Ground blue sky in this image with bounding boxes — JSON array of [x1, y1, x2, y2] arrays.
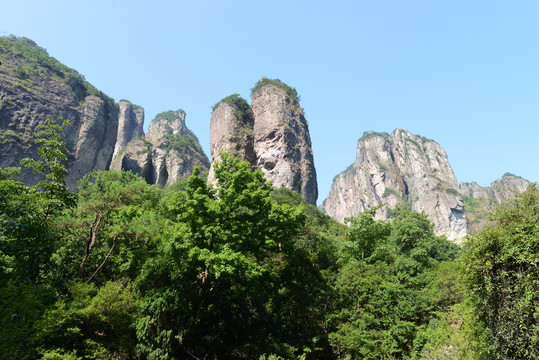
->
[[2, 1, 538, 205]]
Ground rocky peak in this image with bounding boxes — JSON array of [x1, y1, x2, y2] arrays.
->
[[208, 95, 256, 184], [112, 100, 144, 159], [250, 78, 318, 205], [111, 108, 209, 187], [146, 110, 187, 144], [207, 79, 318, 205], [322, 129, 467, 242], [459, 173, 537, 233]]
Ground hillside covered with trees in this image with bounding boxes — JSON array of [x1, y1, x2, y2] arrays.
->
[[1, 119, 538, 359]]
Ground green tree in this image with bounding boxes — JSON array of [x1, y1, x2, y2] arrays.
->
[[464, 184, 539, 359], [0, 118, 74, 359], [34, 281, 136, 360], [54, 170, 162, 286], [329, 206, 460, 359], [135, 155, 313, 359]]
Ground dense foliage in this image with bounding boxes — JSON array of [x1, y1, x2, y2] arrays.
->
[[1, 119, 538, 359], [464, 185, 539, 359]]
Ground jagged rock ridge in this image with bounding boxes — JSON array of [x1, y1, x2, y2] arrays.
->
[[322, 129, 467, 242], [208, 78, 318, 205], [459, 174, 538, 233], [111, 110, 209, 186], [0, 36, 209, 189]]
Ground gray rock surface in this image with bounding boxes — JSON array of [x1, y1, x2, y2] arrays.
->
[[0, 36, 118, 190], [110, 138, 154, 183], [208, 99, 256, 184], [112, 100, 144, 159], [322, 129, 467, 242], [459, 174, 537, 233], [67, 96, 118, 188], [251, 83, 318, 205], [112, 110, 209, 186]]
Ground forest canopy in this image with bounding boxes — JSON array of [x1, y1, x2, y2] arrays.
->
[[1, 119, 538, 359]]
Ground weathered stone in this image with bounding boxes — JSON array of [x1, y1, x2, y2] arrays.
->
[[112, 100, 144, 159], [459, 174, 538, 233], [322, 129, 467, 243], [67, 96, 118, 188], [114, 110, 209, 186], [110, 138, 154, 183], [208, 98, 256, 184], [0, 37, 118, 190], [146, 110, 186, 145], [251, 83, 318, 204]]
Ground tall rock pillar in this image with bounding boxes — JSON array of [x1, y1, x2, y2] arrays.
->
[[251, 80, 318, 205]]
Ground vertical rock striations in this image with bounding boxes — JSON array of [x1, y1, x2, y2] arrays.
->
[[111, 109, 209, 186], [67, 96, 118, 186], [0, 36, 210, 189], [0, 36, 118, 190], [112, 100, 144, 159], [208, 79, 318, 205], [250, 79, 318, 205], [208, 95, 256, 184], [322, 129, 467, 242]]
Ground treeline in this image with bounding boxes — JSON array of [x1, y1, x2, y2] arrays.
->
[[1, 120, 538, 359]]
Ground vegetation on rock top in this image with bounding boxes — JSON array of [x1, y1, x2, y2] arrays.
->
[[251, 77, 299, 99], [162, 129, 210, 168], [212, 93, 254, 128], [359, 130, 391, 142], [0, 35, 114, 108], [153, 109, 184, 123]]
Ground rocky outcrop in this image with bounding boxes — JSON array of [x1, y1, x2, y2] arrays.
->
[[208, 95, 256, 184], [251, 81, 318, 205], [67, 96, 118, 186], [322, 130, 467, 242], [112, 100, 144, 159], [0, 36, 118, 190], [111, 110, 209, 186], [1, 36, 209, 189], [208, 80, 318, 205], [459, 174, 537, 233]]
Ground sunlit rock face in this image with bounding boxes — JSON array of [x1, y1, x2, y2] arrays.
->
[[322, 129, 467, 243], [112, 100, 144, 159], [208, 82, 318, 205], [251, 84, 318, 205], [111, 109, 209, 186], [0, 37, 128, 190], [207, 100, 256, 184], [459, 174, 538, 233]]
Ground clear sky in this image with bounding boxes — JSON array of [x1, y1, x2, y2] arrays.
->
[[2, 0, 538, 205]]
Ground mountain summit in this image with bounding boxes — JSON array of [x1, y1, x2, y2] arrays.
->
[[322, 129, 467, 242]]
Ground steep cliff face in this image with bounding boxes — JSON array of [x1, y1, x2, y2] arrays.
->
[[0, 36, 118, 190], [67, 96, 118, 186], [111, 110, 209, 186], [112, 100, 144, 159], [322, 130, 467, 242], [208, 95, 256, 184], [208, 79, 318, 204], [250, 79, 318, 205], [459, 174, 537, 233]]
